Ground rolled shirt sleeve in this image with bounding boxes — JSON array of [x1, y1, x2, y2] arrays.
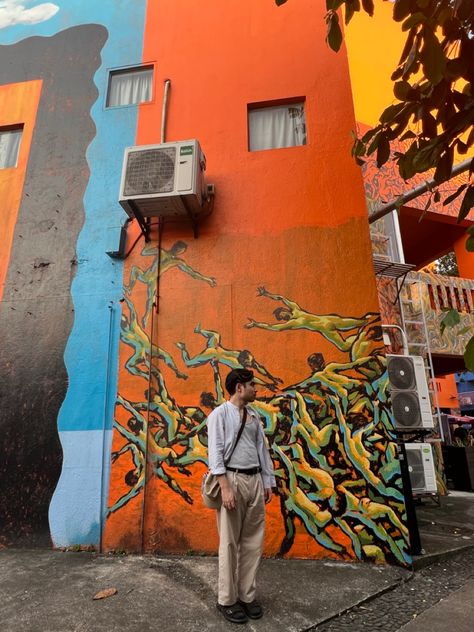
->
[[257, 422, 276, 489], [207, 407, 227, 476]]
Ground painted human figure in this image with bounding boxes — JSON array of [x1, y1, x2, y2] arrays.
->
[[207, 369, 275, 624], [125, 241, 217, 327], [176, 322, 282, 390], [246, 286, 369, 352]]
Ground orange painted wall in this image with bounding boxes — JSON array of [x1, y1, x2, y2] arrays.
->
[[454, 234, 474, 280], [436, 374, 459, 410], [104, 0, 409, 564], [0, 80, 42, 301]]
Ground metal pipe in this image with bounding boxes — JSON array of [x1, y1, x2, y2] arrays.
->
[[369, 158, 472, 225], [140, 219, 164, 551], [99, 300, 116, 552], [160, 79, 171, 143], [382, 323, 409, 355]]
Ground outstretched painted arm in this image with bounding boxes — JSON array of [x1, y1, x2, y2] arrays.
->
[[177, 261, 216, 287]]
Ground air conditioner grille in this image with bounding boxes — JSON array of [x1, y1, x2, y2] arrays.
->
[[392, 391, 422, 427], [388, 356, 416, 390], [406, 450, 426, 490], [124, 148, 176, 196]]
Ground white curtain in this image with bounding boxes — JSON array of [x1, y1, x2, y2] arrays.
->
[[107, 67, 153, 107], [249, 103, 307, 151], [0, 128, 22, 168]]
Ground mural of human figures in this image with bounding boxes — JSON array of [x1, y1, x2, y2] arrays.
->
[[105, 241, 410, 566]]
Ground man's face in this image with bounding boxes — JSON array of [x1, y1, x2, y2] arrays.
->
[[239, 380, 257, 403]]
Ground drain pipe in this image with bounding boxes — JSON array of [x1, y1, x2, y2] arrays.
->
[[369, 158, 472, 225], [161, 79, 171, 143]]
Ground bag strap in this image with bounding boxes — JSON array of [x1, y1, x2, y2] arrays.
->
[[224, 407, 247, 466]]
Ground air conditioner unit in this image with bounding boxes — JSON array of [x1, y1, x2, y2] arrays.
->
[[119, 139, 207, 219], [405, 442, 437, 493], [387, 354, 434, 430]]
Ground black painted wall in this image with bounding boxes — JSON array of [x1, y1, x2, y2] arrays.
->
[[0, 25, 107, 546]]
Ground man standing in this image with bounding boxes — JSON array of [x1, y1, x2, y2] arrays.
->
[[207, 368, 276, 624]]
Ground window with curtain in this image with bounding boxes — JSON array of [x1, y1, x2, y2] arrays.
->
[[106, 65, 154, 108], [0, 126, 23, 169], [248, 102, 307, 151]]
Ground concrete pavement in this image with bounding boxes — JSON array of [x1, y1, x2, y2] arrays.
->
[[400, 579, 474, 632], [0, 549, 408, 632]]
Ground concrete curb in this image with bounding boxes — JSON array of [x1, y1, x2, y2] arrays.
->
[[412, 541, 474, 570], [301, 572, 415, 631]]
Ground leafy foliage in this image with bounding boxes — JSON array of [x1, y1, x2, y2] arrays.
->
[[276, 0, 474, 221], [434, 251, 459, 276], [276, 0, 474, 371]]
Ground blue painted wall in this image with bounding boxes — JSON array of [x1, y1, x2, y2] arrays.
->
[[0, 0, 148, 546]]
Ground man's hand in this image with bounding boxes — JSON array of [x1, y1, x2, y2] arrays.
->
[[219, 475, 236, 510], [264, 488, 272, 504]]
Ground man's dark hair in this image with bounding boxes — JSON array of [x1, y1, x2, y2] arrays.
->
[[225, 368, 254, 395]]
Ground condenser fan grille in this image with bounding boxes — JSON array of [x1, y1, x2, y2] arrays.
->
[[406, 450, 426, 489], [392, 391, 422, 427], [388, 356, 416, 390], [124, 148, 176, 196]]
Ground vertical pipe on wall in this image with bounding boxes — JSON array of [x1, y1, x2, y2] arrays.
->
[[160, 79, 171, 144], [140, 219, 164, 552], [99, 300, 116, 552]]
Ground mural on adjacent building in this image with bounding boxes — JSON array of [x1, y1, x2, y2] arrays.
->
[[0, 25, 107, 547], [106, 239, 410, 565]]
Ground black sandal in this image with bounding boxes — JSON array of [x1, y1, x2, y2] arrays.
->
[[217, 602, 248, 624]]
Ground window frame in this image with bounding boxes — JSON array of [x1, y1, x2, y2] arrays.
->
[[105, 62, 156, 110], [0, 124, 24, 170], [247, 97, 308, 152]]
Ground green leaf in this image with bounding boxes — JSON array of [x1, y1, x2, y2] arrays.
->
[[398, 28, 416, 66], [402, 12, 426, 31], [434, 147, 453, 184], [367, 131, 382, 155], [393, 0, 411, 22], [361, 0, 374, 17], [361, 127, 378, 144], [467, 226, 474, 252], [326, 13, 343, 52], [458, 185, 474, 222], [443, 183, 467, 206], [421, 31, 447, 85], [464, 336, 474, 372], [379, 102, 405, 124], [440, 308, 461, 335], [422, 112, 438, 137], [394, 81, 412, 100], [400, 130, 417, 141], [458, 327, 473, 337], [377, 134, 390, 167]]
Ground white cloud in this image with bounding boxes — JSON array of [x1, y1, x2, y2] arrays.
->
[[0, 1, 59, 29]]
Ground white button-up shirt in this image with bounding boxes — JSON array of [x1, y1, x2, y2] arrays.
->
[[207, 401, 276, 489]]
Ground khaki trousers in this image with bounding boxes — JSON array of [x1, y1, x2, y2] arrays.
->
[[216, 471, 265, 606]]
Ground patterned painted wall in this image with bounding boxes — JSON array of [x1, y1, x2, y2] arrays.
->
[[0, 0, 411, 563], [103, 227, 410, 564]]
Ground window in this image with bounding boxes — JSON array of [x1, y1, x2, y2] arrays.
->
[[106, 65, 153, 108], [0, 126, 23, 169], [248, 101, 307, 151]]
